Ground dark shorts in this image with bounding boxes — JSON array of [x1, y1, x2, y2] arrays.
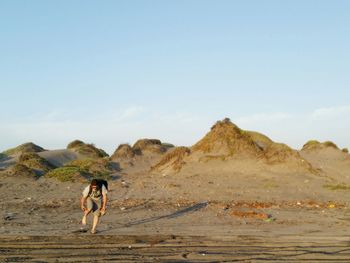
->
[[87, 197, 102, 216]]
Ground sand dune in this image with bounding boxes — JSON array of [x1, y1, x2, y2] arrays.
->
[[1, 119, 350, 261]]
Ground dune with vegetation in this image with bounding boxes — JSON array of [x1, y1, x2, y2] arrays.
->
[[1, 118, 350, 261]]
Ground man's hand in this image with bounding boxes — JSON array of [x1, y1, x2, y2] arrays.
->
[[81, 206, 87, 212], [100, 207, 106, 216]]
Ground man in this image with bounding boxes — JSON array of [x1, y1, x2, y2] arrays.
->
[[81, 179, 108, 234]]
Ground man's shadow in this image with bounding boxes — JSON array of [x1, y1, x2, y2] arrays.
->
[[124, 201, 208, 227]]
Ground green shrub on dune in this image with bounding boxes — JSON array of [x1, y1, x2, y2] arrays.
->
[[46, 166, 89, 182], [0, 153, 7, 160], [65, 158, 112, 180]]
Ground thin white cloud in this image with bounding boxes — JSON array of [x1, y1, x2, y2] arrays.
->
[[1, 105, 349, 154], [233, 105, 350, 149], [117, 106, 145, 121], [311, 105, 350, 120], [0, 107, 209, 154], [236, 112, 292, 125]]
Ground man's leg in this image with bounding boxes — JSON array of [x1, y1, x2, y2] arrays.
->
[[82, 198, 93, 225], [91, 214, 100, 234], [82, 210, 91, 225]]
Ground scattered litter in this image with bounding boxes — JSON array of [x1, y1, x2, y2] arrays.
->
[[230, 210, 270, 220], [72, 228, 88, 233], [4, 213, 16, 221]]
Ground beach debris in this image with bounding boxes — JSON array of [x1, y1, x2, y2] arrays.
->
[[264, 217, 276, 223], [72, 228, 88, 233], [4, 213, 16, 221], [121, 180, 129, 188], [230, 210, 271, 220]]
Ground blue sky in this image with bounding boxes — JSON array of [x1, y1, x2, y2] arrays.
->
[[1, 1, 349, 153]]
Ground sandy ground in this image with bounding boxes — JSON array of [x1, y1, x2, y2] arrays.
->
[[1, 174, 350, 262]]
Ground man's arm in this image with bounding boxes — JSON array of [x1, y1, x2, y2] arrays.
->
[[101, 193, 107, 213], [81, 196, 87, 211]]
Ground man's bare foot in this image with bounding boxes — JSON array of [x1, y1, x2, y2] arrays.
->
[[91, 228, 96, 234], [82, 215, 87, 225]]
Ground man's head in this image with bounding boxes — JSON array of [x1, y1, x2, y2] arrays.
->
[[90, 179, 99, 190]]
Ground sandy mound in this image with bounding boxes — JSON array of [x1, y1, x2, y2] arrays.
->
[[302, 140, 339, 151], [5, 163, 38, 178], [300, 140, 349, 163], [67, 140, 108, 158], [1, 151, 56, 177], [300, 140, 350, 183], [192, 118, 263, 157], [245, 131, 273, 150], [111, 144, 135, 159], [18, 152, 56, 175], [2, 142, 45, 156], [151, 147, 191, 173], [264, 143, 305, 164], [152, 118, 314, 174], [110, 139, 174, 173], [38, 149, 81, 167], [133, 139, 168, 154]]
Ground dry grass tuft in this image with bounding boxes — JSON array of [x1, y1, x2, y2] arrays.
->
[[342, 148, 349, 153], [67, 140, 108, 158], [151, 147, 191, 172], [302, 140, 339, 151], [67, 140, 85, 149], [324, 184, 350, 191], [111, 139, 171, 161], [244, 131, 273, 150], [192, 118, 262, 156], [132, 139, 167, 154], [323, 141, 339, 149], [6, 163, 38, 178], [111, 144, 135, 159], [263, 143, 300, 164]]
